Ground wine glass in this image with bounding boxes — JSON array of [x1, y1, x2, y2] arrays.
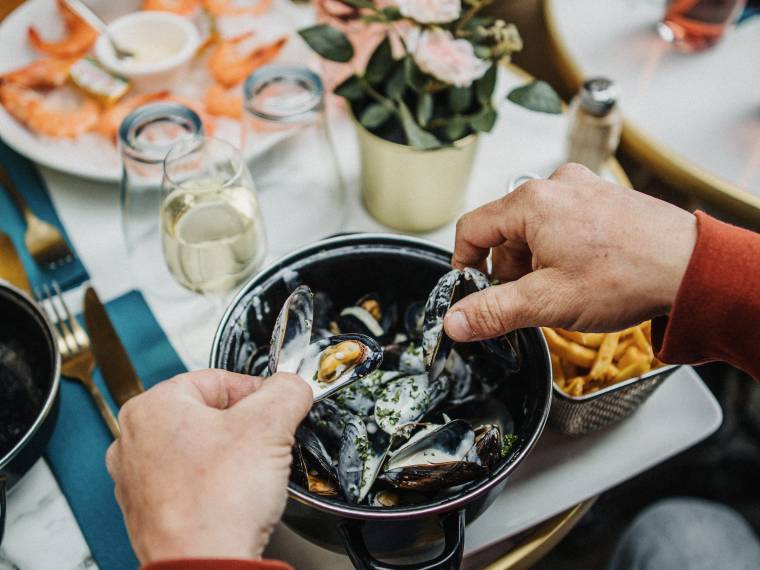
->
[[160, 135, 267, 295]]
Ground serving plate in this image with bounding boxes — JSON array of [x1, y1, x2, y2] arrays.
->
[[0, 0, 314, 182]]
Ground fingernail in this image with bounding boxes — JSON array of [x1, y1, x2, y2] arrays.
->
[[445, 310, 472, 341]]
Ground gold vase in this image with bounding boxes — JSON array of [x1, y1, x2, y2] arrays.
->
[[354, 119, 479, 233]]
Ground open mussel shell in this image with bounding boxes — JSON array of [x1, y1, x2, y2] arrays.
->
[[374, 373, 450, 435], [422, 268, 522, 381], [338, 414, 391, 503], [268, 285, 315, 375], [297, 334, 383, 401], [339, 293, 396, 342], [333, 369, 402, 417], [381, 343, 425, 375], [380, 419, 487, 492], [422, 270, 462, 380], [293, 426, 339, 497], [243, 344, 271, 376], [403, 301, 426, 340]]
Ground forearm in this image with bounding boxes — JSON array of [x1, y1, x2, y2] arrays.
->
[[652, 212, 760, 379]]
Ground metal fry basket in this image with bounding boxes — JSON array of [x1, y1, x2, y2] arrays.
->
[[549, 365, 679, 435]]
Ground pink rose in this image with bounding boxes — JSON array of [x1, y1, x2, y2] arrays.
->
[[412, 28, 490, 88], [394, 0, 461, 24]]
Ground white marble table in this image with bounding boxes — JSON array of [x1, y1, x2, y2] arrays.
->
[[544, 0, 760, 219], [1, 66, 722, 568]]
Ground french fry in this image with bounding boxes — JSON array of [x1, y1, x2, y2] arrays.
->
[[613, 337, 635, 359], [613, 358, 650, 382], [632, 326, 654, 361], [561, 357, 578, 380], [556, 329, 605, 348], [589, 332, 620, 380], [550, 353, 565, 387], [565, 376, 585, 397], [618, 346, 643, 370], [542, 328, 597, 368]]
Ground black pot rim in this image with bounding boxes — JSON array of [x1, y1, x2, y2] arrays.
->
[[0, 282, 61, 472], [211, 233, 553, 521]]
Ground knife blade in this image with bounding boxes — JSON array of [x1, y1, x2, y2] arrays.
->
[[0, 231, 30, 293], [84, 286, 144, 407]]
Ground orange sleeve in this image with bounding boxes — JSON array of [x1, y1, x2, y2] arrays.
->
[[142, 560, 293, 570], [651, 211, 760, 380]]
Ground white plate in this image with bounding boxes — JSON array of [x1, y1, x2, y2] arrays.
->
[[0, 0, 314, 183], [262, 366, 722, 568]]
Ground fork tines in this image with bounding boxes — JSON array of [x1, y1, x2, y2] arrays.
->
[[35, 281, 88, 356]]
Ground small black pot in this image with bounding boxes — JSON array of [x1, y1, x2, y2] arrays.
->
[[0, 282, 60, 544], [211, 234, 552, 570]]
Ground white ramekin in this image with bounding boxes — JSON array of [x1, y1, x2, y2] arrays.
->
[[94, 11, 199, 92]]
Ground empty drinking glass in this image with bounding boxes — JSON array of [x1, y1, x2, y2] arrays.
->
[[243, 66, 346, 255]]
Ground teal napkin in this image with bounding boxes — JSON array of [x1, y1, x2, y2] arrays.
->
[[45, 289, 187, 569], [0, 139, 88, 292]]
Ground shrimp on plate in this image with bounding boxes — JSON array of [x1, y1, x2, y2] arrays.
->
[[0, 57, 78, 89], [208, 32, 287, 87], [142, 0, 202, 16], [204, 82, 242, 118], [0, 82, 99, 138], [204, 0, 273, 17], [95, 91, 171, 141], [27, 0, 97, 58]]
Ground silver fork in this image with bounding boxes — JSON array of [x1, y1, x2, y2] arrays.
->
[[35, 282, 121, 439]]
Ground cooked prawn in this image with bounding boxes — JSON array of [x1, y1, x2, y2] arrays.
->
[[208, 33, 287, 87], [204, 0, 272, 17], [27, 0, 97, 58], [0, 83, 98, 138], [0, 57, 78, 89], [204, 82, 242, 118], [142, 0, 202, 15], [95, 91, 171, 141]]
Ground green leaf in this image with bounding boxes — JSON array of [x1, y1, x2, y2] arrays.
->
[[475, 64, 497, 104], [463, 16, 495, 31], [381, 6, 401, 20], [396, 99, 442, 150], [507, 80, 563, 114], [404, 56, 426, 93], [470, 108, 497, 132], [298, 24, 354, 63], [416, 92, 433, 126], [360, 103, 393, 129], [445, 116, 469, 141], [334, 74, 364, 100], [338, 0, 375, 8], [385, 64, 406, 100], [365, 37, 393, 84], [448, 87, 472, 113]]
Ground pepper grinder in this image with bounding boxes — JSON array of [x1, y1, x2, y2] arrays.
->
[[566, 77, 622, 174]]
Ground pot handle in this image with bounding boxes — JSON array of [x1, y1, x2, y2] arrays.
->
[[338, 509, 465, 570], [0, 475, 6, 545]]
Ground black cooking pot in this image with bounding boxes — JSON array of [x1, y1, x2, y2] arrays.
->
[[0, 282, 60, 544], [211, 234, 552, 569]]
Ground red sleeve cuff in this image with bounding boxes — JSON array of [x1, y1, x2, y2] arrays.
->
[[142, 559, 293, 570], [652, 211, 760, 379]]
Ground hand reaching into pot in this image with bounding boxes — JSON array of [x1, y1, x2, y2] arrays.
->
[[443, 163, 698, 341], [106, 369, 311, 565]]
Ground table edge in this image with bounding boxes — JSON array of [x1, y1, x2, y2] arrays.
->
[[542, 0, 760, 224]]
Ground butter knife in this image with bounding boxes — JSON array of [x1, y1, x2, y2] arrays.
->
[[83, 286, 144, 407], [0, 231, 30, 293]]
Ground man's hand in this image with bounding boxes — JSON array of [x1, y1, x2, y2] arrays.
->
[[444, 163, 697, 341], [106, 369, 312, 563]]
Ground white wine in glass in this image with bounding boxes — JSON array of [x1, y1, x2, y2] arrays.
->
[[161, 137, 267, 295]]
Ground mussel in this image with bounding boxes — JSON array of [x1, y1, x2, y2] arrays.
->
[[380, 419, 490, 491], [268, 286, 383, 401], [338, 293, 396, 342], [422, 268, 521, 380], [374, 373, 449, 435], [338, 413, 391, 502], [293, 426, 339, 497]]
